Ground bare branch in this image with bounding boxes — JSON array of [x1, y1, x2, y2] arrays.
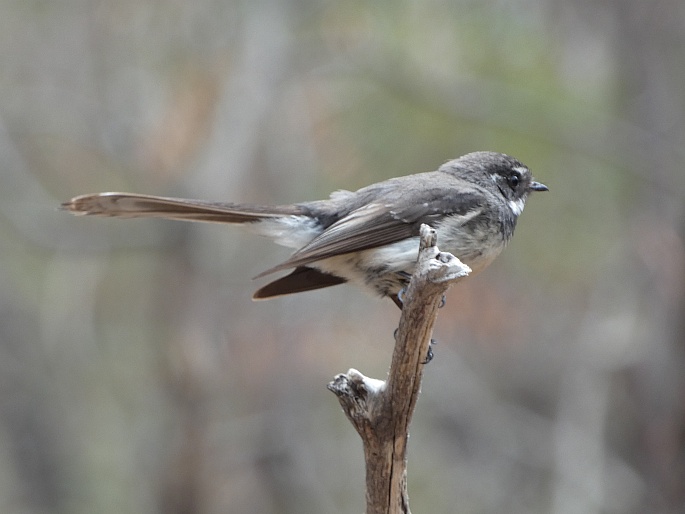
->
[[328, 224, 470, 514]]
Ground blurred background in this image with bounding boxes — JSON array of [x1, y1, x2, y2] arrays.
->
[[2, 0, 684, 512]]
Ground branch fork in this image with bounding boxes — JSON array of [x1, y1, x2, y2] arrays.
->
[[328, 224, 470, 514]]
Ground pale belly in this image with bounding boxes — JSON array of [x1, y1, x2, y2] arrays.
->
[[310, 233, 505, 298]]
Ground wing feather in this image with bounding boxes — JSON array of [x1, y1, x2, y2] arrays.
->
[[256, 189, 484, 277]]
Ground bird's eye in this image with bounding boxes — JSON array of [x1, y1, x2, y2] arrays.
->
[[508, 174, 520, 188]]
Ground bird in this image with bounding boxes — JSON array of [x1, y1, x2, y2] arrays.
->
[[63, 151, 548, 308]]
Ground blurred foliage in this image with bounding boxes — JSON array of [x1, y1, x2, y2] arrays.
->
[[1, 0, 684, 513]]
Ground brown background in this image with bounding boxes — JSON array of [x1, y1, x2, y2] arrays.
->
[[1, 0, 684, 512]]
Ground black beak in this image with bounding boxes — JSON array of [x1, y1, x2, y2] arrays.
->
[[529, 181, 549, 192]]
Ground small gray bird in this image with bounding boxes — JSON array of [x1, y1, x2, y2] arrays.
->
[[63, 151, 547, 307]]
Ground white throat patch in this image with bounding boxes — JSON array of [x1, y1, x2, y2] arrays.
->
[[508, 198, 525, 216]]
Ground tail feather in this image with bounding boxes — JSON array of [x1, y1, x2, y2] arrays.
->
[[62, 192, 304, 224]]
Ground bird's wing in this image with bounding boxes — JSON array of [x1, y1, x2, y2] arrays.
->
[[253, 266, 347, 299], [256, 188, 484, 277]]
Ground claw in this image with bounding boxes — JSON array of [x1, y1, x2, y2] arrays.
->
[[421, 339, 438, 364]]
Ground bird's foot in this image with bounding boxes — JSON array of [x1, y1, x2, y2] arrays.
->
[[421, 339, 438, 364]]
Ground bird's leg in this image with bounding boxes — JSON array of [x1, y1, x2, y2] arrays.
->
[[389, 271, 413, 309], [438, 295, 446, 308], [397, 287, 407, 305]]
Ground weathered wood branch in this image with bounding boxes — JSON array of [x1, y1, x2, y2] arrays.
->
[[328, 224, 471, 514]]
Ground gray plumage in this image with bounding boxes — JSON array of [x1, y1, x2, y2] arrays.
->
[[63, 151, 548, 307]]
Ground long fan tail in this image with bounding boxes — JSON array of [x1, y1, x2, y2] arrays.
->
[[62, 192, 304, 224]]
